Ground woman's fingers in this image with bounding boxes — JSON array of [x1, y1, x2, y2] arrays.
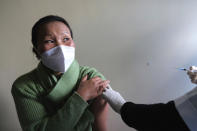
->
[[91, 76, 101, 81], [81, 75, 88, 82], [91, 79, 110, 95], [187, 69, 197, 84], [97, 86, 104, 95], [97, 80, 110, 94], [86, 76, 111, 96], [98, 80, 110, 87]]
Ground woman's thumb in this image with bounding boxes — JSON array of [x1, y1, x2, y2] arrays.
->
[[82, 75, 88, 81]]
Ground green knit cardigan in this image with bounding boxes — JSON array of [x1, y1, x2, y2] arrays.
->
[[12, 60, 105, 131]]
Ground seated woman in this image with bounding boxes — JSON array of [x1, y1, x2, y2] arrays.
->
[[11, 15, 110, 131], [103, 67, 197, 131]]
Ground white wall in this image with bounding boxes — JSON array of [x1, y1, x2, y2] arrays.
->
[[1, 0, 197, 130]]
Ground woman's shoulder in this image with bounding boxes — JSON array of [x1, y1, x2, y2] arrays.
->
[[11, 69, 37, 95], [79, 65, 96, 71], [79, 65, 105, 80], [79, 65, 99, 75]]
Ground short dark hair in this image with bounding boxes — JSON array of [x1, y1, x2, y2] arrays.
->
[[31, 15, 73, 59]]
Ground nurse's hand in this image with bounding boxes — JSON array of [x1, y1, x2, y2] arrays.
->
[[187, 66, 197, 84], [77, 75, 110, 101]]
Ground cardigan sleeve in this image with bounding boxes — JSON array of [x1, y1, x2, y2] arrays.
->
[[79, 66, 106, 80], [12, 82, 90, 131], [120, 101, 189, 131]]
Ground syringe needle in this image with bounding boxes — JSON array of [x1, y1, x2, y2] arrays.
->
[[177, 68, 189, 71]]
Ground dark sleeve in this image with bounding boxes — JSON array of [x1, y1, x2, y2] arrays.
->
[[120, 101, 189, 131]]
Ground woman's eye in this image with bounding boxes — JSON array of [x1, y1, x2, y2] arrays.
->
[[63, 38, 70, 42], [44, 40, 54, 43]]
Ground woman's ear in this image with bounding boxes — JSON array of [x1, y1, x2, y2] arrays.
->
[[32, 47, 41, 59]]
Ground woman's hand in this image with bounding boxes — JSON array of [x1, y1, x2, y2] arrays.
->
[[187, 66, 197, 84], [77, 75, 110, 101]]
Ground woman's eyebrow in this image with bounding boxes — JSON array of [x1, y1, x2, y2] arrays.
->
[[61, 32, 71, 38], [61, 32, 70, 36], [44, 33, 54, 37], [43, 32, 70, 37]]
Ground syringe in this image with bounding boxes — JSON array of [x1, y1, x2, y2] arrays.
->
[[177, 68, 189, 72], [177, 66, 197, 72]]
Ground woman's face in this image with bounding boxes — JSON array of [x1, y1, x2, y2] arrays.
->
[[37, 21, 75, 54]]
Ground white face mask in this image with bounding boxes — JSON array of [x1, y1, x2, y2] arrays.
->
[[41, 45, 75, 73]]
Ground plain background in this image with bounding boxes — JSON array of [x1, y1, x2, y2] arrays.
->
[[1, 0, 197, 131]]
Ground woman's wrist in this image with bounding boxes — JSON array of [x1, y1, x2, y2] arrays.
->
[[76, 90, 89, 101]]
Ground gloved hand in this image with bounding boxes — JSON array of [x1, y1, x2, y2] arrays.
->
[[102, 85, 126, 114], [187, 66, 197, 84]]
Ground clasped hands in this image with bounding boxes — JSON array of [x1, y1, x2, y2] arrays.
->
[[77, 75, 110, 101]]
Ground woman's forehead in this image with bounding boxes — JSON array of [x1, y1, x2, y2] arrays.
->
[[38, 21, 71, 36]]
